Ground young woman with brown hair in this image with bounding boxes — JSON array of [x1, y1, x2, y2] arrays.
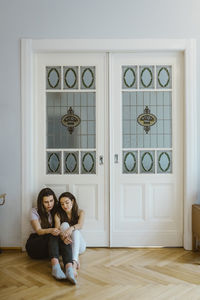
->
[[55, 192, 86, 277], [26, 188, 76, 284]]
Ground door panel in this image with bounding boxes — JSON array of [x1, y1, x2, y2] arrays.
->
[[35, 53, 109, 246], [110, 52, 183, 246], [35, 51, 183, 247]]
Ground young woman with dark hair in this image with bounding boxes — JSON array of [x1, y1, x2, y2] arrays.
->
[[26, 188, 76, 284], [55, 192, 86, 277]]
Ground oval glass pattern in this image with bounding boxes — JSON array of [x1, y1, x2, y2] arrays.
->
[[141, 67, 153, 88], [141, 152, 153, 172], [158, 67, 170, 88], [82, 68, 94, 88], [158, 152, 170, 172], [124, 68, 136, 88], [65, 153, 77, 172], [65, 68, 77, 88], [82, 152, 94, 173], [48, 153, 60, 173], [48, 68, 60, 88], [124, 152, 136, 172]]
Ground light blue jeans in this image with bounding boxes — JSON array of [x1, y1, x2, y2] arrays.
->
[[60, 222, 86, 263]]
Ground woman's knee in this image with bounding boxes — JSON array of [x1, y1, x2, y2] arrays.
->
[[72, 229, 79, 235], [60, 222, 70, 232]]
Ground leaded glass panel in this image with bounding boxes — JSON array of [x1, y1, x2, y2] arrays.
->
[[122, 66, 137, 89], [46, 64, 96, 176], [121, 64, 173, 175], [63, 66, 78, 89], [64, 151, 79, 174], [139, 66, 154, 89], [122, 91, 172, 148], [157, 150, 172, 173], [156, 66, 172, 89], [140, 151, 155, 173], [81, 66, 95, 89], [46, 92, 96, 149], [81, 151, 96, 174], [123, 151, 138, 173], [46, 67, 61, 89], [47, 151, 61, 174]]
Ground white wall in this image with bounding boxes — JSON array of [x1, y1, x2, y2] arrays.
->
[[0, 0, 200, 247]]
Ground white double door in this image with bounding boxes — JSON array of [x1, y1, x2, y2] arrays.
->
[[35, 52, 183, 247]]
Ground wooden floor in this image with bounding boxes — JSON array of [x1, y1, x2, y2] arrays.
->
[[1, 248, 200, 300]]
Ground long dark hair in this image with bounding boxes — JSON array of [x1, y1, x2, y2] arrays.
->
[[57, 192, 79, 226], [37, 188, 58, 228]]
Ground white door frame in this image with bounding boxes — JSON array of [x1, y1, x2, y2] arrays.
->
[[21, 39, 197, 250]]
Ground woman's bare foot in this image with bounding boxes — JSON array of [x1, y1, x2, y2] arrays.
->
[[72, 264, 78, 277], [72, 260, 80, 277], [73, 260, 80, 269]]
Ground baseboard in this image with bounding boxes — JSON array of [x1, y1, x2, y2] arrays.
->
[[0, 247, 22, 251]]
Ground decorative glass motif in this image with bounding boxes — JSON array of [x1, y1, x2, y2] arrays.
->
[[140, 151, 155, 173], [81, 151, 96, 174], [61, 106, 81, 134], [137, 105, 157, 134], [139, 66, 154, 89], [64, 151, 79, 174], [46, 67, 61, 89], [47, 92, 96, 149], [156, 66, 172, 89], [157, 151, 172, 173], [81, 66, 95, 89], [122, 91, 172, 148], [122, 66, 137, 89], [121, 64, 173, 176], [123, 151, 138, 173], [63, 66, 78, 89], [47, 152, 61, 174]]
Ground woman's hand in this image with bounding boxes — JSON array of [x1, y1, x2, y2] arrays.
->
[[63, 236, 72, 245], [50, 228, 60, 236], [60, 231, 65, 240], [61, 227, 73, 239], [60, 227, 73, 244], [65, 227, 74, 236]]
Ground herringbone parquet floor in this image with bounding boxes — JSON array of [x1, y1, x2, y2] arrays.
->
[[1, 248, 200, 300]]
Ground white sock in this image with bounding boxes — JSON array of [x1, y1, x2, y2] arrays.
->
[[52, 263, 66, 280], [66, 266, 77, 285]]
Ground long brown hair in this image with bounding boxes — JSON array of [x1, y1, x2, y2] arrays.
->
[[57, 192, 79, 226], [37, 188, 58, 228]]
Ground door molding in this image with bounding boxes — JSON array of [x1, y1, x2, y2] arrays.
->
[[21, 39, 197, 250]]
